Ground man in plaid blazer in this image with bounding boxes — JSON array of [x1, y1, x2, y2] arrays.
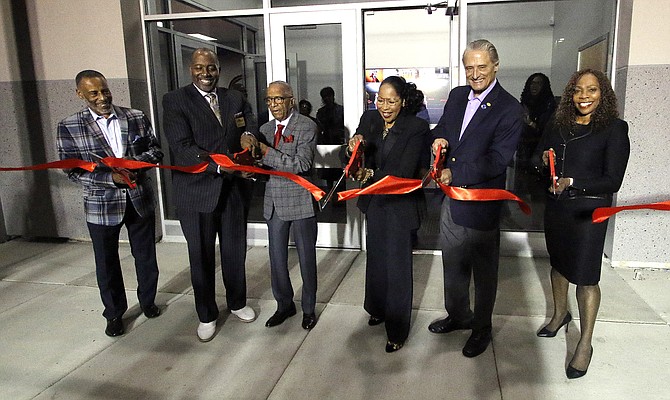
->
[[241, 81, 319, 330], [56, 70, 163, 337]]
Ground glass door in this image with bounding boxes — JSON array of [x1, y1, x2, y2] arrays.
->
[[256, 9, 362, 249], [363, 6, 458, 250]]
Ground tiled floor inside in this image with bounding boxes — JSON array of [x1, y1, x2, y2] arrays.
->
[[1, 238, 669, 399]]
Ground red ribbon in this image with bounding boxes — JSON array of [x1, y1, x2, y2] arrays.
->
[[548, 150, 558, 190], [209, 154, 325, 201], [592, 200, 670, 223], [345, 140, 363, 179], [0, 159, 96, 172], [336, 174, 530, 214], [432, 144, 530, 214], [100, 157, 209, 174], [336, 143, 530, 213], [337, 175, 422, 201], [436, 182, 531, 214]]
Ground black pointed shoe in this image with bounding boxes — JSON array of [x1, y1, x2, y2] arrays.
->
[[537, 312, 571, 337], [566, 346, 593, 379]]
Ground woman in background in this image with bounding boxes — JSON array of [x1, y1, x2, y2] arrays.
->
[[535, 69, 630, 379]]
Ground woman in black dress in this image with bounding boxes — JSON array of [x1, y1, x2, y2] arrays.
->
[[534, 69, 630, 378], [345, 76, 429, 352]]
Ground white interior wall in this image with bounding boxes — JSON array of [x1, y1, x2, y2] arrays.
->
[[363, 9, 450, 68], [285, 24, 343, 115], [551, 0, 616, 91], [467, 1, 555, 101]]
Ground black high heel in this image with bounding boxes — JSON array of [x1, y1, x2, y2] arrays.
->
[[566, 346, 593, 379], [368, 316, 384, 326], [537, 312, 572, 337]]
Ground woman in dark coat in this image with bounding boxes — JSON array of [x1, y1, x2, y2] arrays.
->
[[345, 76, 429, 352], [534, 69, 630, 379]]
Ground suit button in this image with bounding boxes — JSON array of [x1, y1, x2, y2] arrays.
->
[[451, 157, 456, 162]]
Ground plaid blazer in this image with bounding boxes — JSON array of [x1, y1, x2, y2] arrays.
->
[[56, 105, 163, 226], [259, 112, 318, 221]]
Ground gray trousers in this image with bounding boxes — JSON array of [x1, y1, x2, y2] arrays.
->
[[440, 198, 500, 331], [267, 211, 318, 314]]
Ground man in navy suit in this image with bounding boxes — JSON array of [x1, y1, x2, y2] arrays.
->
[[428, 40, 523, 357], [241, 81, 319, 330], [163, 48, 258, 342], [57, 70, 163, 337]]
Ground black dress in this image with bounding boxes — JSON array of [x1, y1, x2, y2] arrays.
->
[[537, 118, 630, 285]]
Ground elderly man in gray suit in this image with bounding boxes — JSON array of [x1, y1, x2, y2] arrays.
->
[[241, 81, 319, 330]]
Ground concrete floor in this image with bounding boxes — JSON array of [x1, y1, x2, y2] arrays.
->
[[1, 238, 669, 400]]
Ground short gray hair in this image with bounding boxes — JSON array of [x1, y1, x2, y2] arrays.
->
[[268, 80, 294, 97], [463, 39, 499, 65]]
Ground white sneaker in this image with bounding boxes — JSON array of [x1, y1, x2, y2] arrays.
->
[[197, 321, 216, 342], [231, 306, 256, 322]]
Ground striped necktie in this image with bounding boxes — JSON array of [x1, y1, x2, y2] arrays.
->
[[206, 92, 222, 125]]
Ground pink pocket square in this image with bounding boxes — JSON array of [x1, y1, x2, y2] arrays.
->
[[283, 134, 294, 143]]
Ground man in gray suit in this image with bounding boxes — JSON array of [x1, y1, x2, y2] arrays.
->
[[241, 81, 319, 330]]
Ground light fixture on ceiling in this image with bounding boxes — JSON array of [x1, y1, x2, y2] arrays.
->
[[188, 33, 217, 41]]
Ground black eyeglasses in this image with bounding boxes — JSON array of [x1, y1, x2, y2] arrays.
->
[[265, 96, 292, 105]]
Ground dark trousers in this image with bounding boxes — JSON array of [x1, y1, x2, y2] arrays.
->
[[267, 210, 317, 314], [440, 198, 500, 331], [87, 201, 159, 321], [179, 183, 247, 323], [364, 204, 413, 343]]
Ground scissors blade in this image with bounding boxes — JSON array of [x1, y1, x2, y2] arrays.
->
[[319, 170, 346, 210], [88, 152, 104, 161], [420, 168, 433, 187]]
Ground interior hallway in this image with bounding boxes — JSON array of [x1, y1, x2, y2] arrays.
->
[[1, 238, 669, 400]]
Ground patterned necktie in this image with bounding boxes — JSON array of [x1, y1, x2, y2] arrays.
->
[[206, 93, 222, 125], [274, 124, 285, 147]]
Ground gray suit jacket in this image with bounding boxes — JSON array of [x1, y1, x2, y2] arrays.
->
[[259, 112, 318, 221]]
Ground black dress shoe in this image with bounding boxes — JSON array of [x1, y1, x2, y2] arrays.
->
[[265, 304, 297, 327], [428, 316, 472, 334], [302, 313, 317, 330], [385, 341, 404, 353], [462, 329, 492, 358], [105, 317, 124, 337], [142, 304, 161, 319], [368, 316, 384, 326], [537, 312, 571, 338]]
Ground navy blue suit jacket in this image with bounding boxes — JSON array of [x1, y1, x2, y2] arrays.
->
[[432, 82, 523, 230]]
